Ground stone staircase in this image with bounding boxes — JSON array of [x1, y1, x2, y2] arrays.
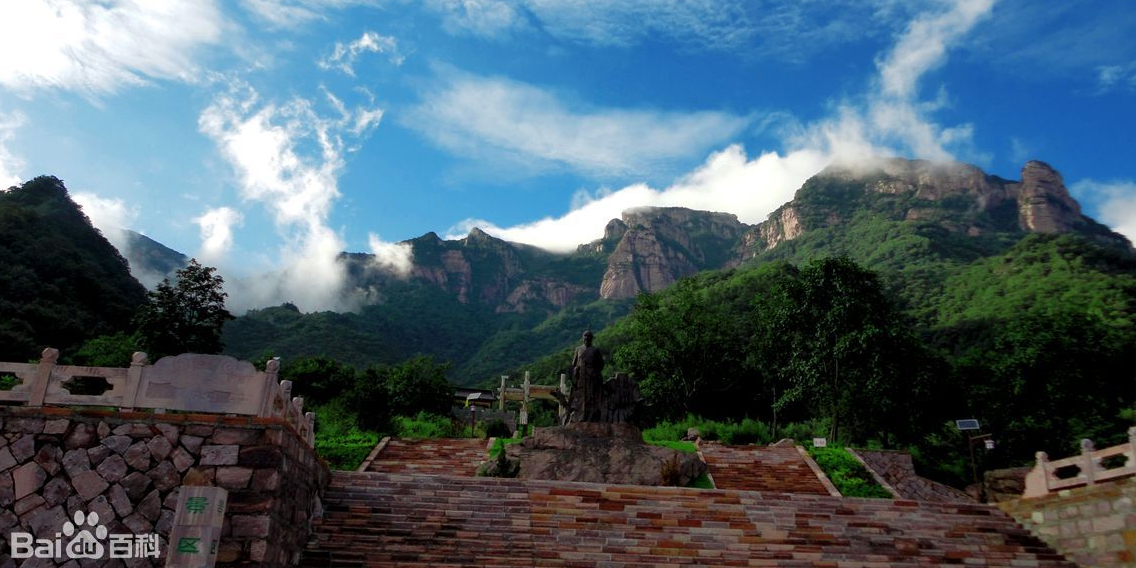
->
[[363, 437, 490, 476], [698, 442, 833, 495], [301, 470, 1075, 567]]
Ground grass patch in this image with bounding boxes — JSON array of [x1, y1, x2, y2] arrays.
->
[[488, 437, 523, 458], [647, 440, 697, 453], [315, 430, 379, 470], [807, 446, 892, 498], [0, 374, 18, 391], [690, 472, 714, 489], [395, 411, 463, 438], [642, 415, 828, 446]]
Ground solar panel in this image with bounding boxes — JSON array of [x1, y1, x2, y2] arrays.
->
[[955, 419, 980, 431]]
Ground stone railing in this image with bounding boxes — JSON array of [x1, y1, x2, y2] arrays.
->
[[1023, 426, 1136, 498], [0, 349, 314, 447]]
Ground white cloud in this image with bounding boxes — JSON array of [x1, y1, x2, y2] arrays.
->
[[1009, 137, 1033, 164], [877, 0, 995, 98], [239, 0, 375, 28], [424, 0, 526, 38], [199, 81, 394, 312], [421, 0, 925, 56], [73, 190, 182, 288], [72, 191, 139, 249], [406, 70, 752, 179], [448, 144, 826, 252], [0, 0, 227, 95], [449, 0, 995, 252], [194, 207, 244, 262], [794, 0, 994, 164], [1096, 64, 1136, 93], [0, 109, 24, 188], [319, 31, 403, 76], [367, 233, 414, 276], [1071, 179, 1136, 243]]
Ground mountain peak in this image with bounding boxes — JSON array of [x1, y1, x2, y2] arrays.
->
[[738, 157, 1129, 259], [1014, 159, 1083, 234]]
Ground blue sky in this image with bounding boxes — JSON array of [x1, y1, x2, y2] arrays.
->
[[1, 0, 1134, 311]]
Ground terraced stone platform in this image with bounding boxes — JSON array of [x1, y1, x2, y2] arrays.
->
[[301, 470, 1075, 568], [698, 442, 833, 495], [363, 437, 491, 476]]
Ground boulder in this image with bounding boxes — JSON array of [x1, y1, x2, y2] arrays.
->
[[506, 423, 706, 487], [984, 466, 1030, 503]]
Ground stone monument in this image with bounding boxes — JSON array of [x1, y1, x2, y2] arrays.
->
[[484, 331, 705, 487]]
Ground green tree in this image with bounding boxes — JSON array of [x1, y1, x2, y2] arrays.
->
[[383, 355, 454, 417], [614, 275, 756, 420], [761, 257, 931, 444], [953, 311, 1136, 463], [281, 356, 359, 406], [134, 259, 234, 359], [69, 332, 141, 367]]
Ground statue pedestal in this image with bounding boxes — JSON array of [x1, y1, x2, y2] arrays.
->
[[502, 423, 706, 487]]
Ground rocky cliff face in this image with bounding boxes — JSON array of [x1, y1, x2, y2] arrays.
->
[[1011, 160, 1083, 233], [736, 158, 1129, 260], [596, 207, 748, 299]]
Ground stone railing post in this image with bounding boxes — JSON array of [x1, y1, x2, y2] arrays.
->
[[27, 347, 59, 406], [1023, 451, 1050, 498], [520, 372, 531, 433], [558, 373, 568, 423], [305, 411, 316, 446], [121, 351, 148, 411], [499, 375, 507, 411], [1081, 439, 1096, 486], [1127, 427, 1136, 469], [259, 358, 282, 417]]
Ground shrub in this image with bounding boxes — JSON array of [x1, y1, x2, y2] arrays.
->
[[807, 446, 892, 498], [488, 437, 523, 458], [483, 419, 512, 439], [316, 430, 379, 470], [642, 415, 779, 445], [395, 411, 458, 438], [777, 419, 830, 445]]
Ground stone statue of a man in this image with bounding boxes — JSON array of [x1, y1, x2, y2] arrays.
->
[[568, 330, 604, 423]]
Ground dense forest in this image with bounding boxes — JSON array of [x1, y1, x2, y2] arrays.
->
[[519, 235, 1136, 484], [0, 176, 147, 361]]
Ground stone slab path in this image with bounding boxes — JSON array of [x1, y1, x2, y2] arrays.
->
[[697, 441, 833, 495], [363, 437, 490, 476]]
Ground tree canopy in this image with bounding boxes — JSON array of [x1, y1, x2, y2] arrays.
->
[[134, 259, 234, 359]]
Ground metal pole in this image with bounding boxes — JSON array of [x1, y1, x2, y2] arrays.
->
[[969, 435, 979, 500], [968, 433, 992, 502]]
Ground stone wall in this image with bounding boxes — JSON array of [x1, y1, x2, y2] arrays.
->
[[999, 476, 1136, 567], [850, 448, 974, 503], [0, 406, 329, 567]]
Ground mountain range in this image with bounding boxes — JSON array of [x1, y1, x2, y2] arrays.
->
[[2, 158, 1131, 384], [223, 158, 1132, 384]]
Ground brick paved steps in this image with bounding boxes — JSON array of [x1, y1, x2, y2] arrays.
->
[[364, 437, 490, 476], [300, 470, 1075, 568], [698, 442, 832, 495]]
